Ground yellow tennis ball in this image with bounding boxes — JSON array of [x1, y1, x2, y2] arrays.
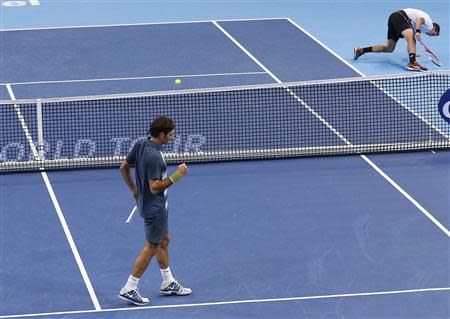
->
[[175, 79, 181, 85]]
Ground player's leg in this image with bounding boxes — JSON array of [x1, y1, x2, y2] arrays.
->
[[354, 39, 396, 60], [155, 214, 191, 296], [132, 216, 163, 277], [156, 232, 176, 286], [402, 28, 427, 71], [155, 212, 170, 271], [371, 39, 397, 52], [402, 28, 416, 55], [119, 216, 162, 306], [119, 241, 157, 306], [132, 241, 158, 277], [156, 233, 170, 269]]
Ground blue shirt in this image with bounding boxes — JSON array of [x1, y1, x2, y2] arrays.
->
[[126, 139, 168, 218]]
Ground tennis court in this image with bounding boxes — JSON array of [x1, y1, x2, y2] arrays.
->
[[1, 14, 450, 319]]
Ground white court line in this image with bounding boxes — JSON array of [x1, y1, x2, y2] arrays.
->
[[213, 20, 450, 238], [0, 17, 286, 32], [5, 85, 102, 311], [286, 18, 365, 76], [1, 287, 449, 319], [212, 21, 280, 82], [361, 154, 450, 236], [1, 71, 267, 86]]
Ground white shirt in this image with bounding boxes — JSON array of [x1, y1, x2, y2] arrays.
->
[[403, 8, 433, 31]]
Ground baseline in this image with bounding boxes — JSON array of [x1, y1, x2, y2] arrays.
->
[[1, 287, 448, 319]]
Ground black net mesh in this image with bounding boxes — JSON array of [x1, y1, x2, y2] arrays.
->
[[1, 72, 449, 173]]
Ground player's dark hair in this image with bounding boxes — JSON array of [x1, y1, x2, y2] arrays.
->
[[149, 116, 175, 137], [433, 22, 440, 36]]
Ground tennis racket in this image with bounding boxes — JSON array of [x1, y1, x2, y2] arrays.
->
[[417, 39, 442, 67], [126, 206, 137, 224]]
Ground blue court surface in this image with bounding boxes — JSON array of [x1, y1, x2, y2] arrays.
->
[[1, 10, 450, 319]]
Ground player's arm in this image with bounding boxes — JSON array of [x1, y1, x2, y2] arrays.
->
[[414, 17, 425, 40], [149, 163, 188, 194], [120, 160, 137, 200]]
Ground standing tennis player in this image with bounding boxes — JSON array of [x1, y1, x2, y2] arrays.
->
[[119, 116, 191, 306], [354, 8, 440, 71]]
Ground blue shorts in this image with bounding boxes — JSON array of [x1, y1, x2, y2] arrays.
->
[[144, 212, 168, 245]]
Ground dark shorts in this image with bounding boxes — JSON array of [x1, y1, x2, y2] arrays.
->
[[387, 10, 411, 42], [144, 212, 168, 245]]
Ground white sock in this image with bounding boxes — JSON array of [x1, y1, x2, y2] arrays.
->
[[124, 275, 139, 291], [160, 267, 174, 282]]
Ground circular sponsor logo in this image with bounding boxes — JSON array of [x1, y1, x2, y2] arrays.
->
[[438, 88, 450, 124]]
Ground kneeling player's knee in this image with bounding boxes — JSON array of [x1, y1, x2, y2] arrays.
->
[[385, 40, 396, 53]]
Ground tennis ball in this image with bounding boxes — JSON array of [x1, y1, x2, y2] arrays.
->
[[175, 79, 181, 85]]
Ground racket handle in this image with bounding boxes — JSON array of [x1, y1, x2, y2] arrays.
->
[[126, 206, 137, 224]]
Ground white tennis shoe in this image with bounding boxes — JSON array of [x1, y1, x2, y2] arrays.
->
[[160, 280, 192, 296], [119, 287, 149, 306]]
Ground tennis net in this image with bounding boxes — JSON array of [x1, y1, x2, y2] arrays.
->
[[1, 71, 449, 173]]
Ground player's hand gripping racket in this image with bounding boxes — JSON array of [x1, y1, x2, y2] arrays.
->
[[417, 39, 442, 67], [126, 206, 137, 224]]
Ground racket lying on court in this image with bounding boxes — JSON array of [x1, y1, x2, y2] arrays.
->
[[417, 39, 442, 67], [126, 206, 137, 224]]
